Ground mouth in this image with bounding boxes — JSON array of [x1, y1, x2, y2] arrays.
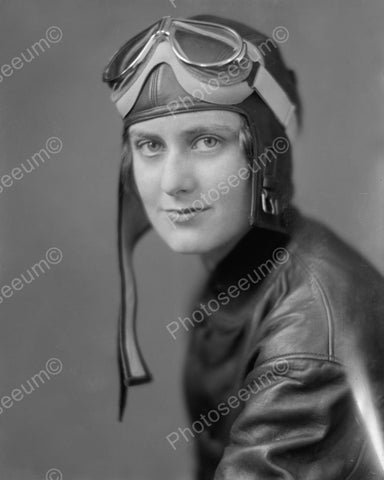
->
[[165, 206, 208, 214], [163, 206, 210, 222]]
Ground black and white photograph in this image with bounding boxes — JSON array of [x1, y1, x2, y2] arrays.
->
[[1, 1, 384, 479]]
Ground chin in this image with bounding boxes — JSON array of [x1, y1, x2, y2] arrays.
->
[[160, 229, 218, 255]]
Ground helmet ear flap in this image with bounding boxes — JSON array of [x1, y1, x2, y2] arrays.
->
[[117, 135, 153, 422], [238, 114, 261, 228], [244, 116, 289, 234]]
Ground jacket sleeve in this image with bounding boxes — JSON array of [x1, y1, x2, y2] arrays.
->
[[213, 355, 383, 480]]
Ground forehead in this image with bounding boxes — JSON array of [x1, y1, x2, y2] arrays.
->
[[128, 110, 242, 136]]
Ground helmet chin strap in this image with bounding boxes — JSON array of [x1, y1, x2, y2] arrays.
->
[[118, 178, 152, 421]]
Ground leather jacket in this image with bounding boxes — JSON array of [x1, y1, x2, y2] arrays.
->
[[182, 207, 384, 479]]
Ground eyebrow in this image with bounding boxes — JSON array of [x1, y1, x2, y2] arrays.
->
[[129, 123, 239, 139]]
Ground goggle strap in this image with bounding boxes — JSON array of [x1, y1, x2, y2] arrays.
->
[[252, 64, 297, 141], [244, 40, 265, 65]]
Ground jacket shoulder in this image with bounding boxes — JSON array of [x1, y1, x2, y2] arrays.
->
[[250, 214, 384, 365]]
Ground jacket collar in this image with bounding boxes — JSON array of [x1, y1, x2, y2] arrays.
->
[[207, 207, 301, 295]]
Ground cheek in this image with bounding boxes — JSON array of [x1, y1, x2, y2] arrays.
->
[[209, 153, 251, 211], [218, 177, 251, 222]]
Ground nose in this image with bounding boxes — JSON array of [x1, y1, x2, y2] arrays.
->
[[160, 148, 195, 196]]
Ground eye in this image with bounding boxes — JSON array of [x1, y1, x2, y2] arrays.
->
[[136, 140, 163, 156], [193, 136, 221, 151]]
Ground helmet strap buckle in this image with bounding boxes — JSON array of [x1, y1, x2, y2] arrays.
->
[[261, 186, 280, 215]]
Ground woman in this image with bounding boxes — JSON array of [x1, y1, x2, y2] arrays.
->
[[102, 15, 384, 479]]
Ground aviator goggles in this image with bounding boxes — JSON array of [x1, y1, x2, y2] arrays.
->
[[103, 16, 298, 141]]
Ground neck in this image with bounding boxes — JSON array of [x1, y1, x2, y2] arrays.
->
[[200, 227, 252, 273]]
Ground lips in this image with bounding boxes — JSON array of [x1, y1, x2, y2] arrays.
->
[[165, 206, 209, 214], [163, 205, 210, 223]]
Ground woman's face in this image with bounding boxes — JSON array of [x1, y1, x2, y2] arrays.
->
[[129, 110, 252, 262]]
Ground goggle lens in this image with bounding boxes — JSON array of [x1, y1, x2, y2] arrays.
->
[[172, 20, 241, 66], [103, 21, 161, 82]]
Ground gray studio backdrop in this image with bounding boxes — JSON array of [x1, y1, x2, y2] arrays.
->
[[0, 1, 383, 479]]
